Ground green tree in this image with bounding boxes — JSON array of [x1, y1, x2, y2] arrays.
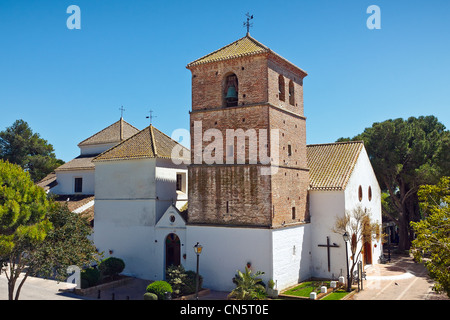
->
[[30, 203, 99, 283], [339, 116, 450, 251], [0, 160, 52, 300], [0, 119, 64, 182], [411, 177, 450, 297]]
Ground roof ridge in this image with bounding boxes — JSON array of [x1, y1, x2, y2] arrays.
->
[[149, 125, 158, 157], [150, 125, 189, 149], [77, 118, 139, 146], [307, 140, 364, 147], [93, 124, 190, 162], [245, 33, 270, 50], [92, 125, 146, 162]]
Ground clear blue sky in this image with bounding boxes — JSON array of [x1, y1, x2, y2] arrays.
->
[[1, 0, 449, 162]]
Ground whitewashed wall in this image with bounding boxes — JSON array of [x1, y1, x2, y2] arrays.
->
[[93, 158, 188, 280], [272, 224, 311, 290], [80, 143, 117, 156], [52, 169, 95, 195], [184, 224, 311, 292], [309, 190, 348, 279], [344, 147, 383, 265], [185, 226, 273, 292], [95, 159, 156, 200], [94, 199, 157, 278], [155, 158, 188, 220]]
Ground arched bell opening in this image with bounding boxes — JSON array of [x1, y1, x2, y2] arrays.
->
[[223, 73, 239, 107]]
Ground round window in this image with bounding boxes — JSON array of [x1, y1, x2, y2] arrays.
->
[[169, 215, 176, 223]]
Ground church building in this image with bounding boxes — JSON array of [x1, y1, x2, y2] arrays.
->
[[90, 33, 383, 292]]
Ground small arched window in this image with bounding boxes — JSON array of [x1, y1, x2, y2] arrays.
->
[[368, 186, 372, 201], [358, 185, 363, 201], [278, 75, 285, 101], [224, 73, 238, 107], [289, 80, 295, 105]]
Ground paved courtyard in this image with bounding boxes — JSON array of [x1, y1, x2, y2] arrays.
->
[[350, 253, 448, 300]]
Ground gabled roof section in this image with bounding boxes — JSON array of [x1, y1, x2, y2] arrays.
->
[[55, 154, 97, 171], [187, 34, 308, 76], [78, 118, 139, 147], [36, 172, 58, 191], [156, 204, 186, 229], [307, 141, 364, 191], [187, 34, 269, 68], [93, 125, 190, 162]]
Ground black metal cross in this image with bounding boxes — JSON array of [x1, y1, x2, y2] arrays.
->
[[243, 12, 253, 34], [318, 236, 340, 272]]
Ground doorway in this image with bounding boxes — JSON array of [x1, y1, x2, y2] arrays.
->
[[165, 233, 181, 269], [363, 240, 372, 265]]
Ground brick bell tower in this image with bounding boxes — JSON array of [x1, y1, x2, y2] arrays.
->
[[186, 33, 309, 229]]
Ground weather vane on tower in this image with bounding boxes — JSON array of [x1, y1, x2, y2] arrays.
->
[[243, 12, 254, 35]]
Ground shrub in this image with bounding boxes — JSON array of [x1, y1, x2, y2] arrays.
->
[[165, 265, 203, 296], [146, 281, 173, 300], [184, 270, 203, 295], [143, 292, 158, 300], [98, 257, 125, 279], [166, 265, 188, 296], [80, 267, 101, 288]]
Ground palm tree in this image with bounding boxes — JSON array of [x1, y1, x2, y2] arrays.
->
[[228, 266, 267, 300]]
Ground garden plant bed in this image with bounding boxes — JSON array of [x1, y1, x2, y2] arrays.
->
[[280, 281, 332, 300], [73, 275, 133, 296], [279, 280, 356, 300], [320, 289, 351, 300]]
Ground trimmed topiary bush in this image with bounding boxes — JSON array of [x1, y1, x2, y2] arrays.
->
[[80, 267, 101, 288], [98, 257, 125, 279], [146, 281, 173, 300], [143, 292, 158, 300]]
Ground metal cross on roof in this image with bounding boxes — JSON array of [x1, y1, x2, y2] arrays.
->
[[146, 109, 157, 125], [119, 106, 125, 118], [243, 12, 254, 34]]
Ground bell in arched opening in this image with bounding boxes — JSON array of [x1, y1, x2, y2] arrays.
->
[[224, 74, 238, 107]]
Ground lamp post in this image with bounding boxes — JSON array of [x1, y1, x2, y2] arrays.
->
[[343, 232, 351, 292], [194, 242, 203, 300]]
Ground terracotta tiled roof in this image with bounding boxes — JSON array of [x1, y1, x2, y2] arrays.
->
[[54, 154, 96, 171], [78, 118, 139, 147], [187, 34, 308, 76], [36, 172, 58, 191], [93, 125, 190, 162], [53, 194, 95, 222], [307, 141, 364, 191], [187, 34, 269, 67]]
